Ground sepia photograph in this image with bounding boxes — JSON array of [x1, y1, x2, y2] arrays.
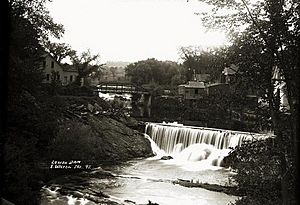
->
[[1, 0, 299, 205]]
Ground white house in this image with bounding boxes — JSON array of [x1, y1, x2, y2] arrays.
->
[[41, 53, 78, 85]]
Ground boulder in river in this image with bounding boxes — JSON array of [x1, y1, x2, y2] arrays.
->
[[160, 156, 173, 160]]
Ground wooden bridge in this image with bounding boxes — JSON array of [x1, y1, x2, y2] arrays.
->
[[94, 83, 149, 95]]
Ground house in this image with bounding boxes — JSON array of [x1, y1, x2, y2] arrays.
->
[[178, 81, 207, 100], [178, 81, 230, 100], [41, 53, 78, 85], [61, 63, 79, 85]]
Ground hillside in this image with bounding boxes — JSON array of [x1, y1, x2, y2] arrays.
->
[[49, 96, 153, 163]]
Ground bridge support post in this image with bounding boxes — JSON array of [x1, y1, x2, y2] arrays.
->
[[138, 94, 145, 104], [144, 94, 151, 107]]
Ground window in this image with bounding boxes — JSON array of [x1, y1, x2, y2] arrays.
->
[[57, 74, 60, 80], [43, 61, 46, 68], [64, 76, 68, 84], [195, 89, 199, 94], [51, 61, 54, 68], [46, 74, 50, 81], [70, 75, 73, 82]]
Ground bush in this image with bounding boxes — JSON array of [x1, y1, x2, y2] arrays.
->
[[3, 91, 59, 204], [49, 122, 97, 160], [3, 134, 42, 205], [224, 137, 296, 205]]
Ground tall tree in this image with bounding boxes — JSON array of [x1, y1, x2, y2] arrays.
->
[[8, 0, 64, 95], [8, 0, 64, 42], [196, 0, 299, 204], [4, 1, 64, 204], [179, 46, 227, 82]]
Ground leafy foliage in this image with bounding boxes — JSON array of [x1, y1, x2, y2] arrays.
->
[[8, 15, 44, 96], [224, 136, 295, 205], [4, 0, 65, 204], [49, 122, 97, 160], [8, 0, 64, 41], [70, 49, 104, 86], [125, 58, 184, 87], [179, 46, 227, 82], [4, 91, 63, 204], [44, 42, 76, 63], [196, 0, 299, 113], [195, 1, 299, 203]]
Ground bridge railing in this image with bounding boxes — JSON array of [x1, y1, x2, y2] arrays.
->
[[95, 84, 148, 94]]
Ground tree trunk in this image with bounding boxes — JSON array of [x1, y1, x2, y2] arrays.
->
[[268, 76, 289, 205]]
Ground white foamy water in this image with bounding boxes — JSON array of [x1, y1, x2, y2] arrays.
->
[[145, 122, 270, 171], [98, 92, 131, 101]]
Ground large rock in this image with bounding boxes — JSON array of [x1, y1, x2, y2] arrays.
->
[[160, 156, 173, 160], [88, 115, 153, 161], [51, 96, 154, 163]]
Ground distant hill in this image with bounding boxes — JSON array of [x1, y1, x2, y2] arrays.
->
[[105, 61, 131, 68]]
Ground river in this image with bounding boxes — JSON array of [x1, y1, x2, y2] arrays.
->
[[41, 155, 238, 205], [103, 157, 238, 205], [40, 93, 272, 205]]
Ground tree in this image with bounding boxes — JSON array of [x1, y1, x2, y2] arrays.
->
[[125, 58, 183, 87], [44, 42, 76, 63], [4, 0, 64, 204], [8, 0, 64, 42], [196, 0, 299, 204], [70, 49, 104, 86], [109, 66, 118, 80], [179, 46, 227, 82]]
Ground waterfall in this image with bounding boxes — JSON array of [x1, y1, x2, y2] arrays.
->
[[145, 122, 269, 167]]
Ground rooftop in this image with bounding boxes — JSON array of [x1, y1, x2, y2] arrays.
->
[[179, 81, 206, 88]]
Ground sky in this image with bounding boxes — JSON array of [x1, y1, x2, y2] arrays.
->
[[46, 0, 229, 63]]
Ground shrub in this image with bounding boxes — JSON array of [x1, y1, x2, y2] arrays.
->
[[49, 122, 97, 160], [224, 137, 296, 205]]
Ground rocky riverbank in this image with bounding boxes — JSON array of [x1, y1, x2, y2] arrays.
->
[[47, 96, 153, 163], [40, 95, 241, 205], [39, 95, 156, 204]]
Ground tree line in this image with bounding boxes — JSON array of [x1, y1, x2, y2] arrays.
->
[[125, 58, 184, 87]]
